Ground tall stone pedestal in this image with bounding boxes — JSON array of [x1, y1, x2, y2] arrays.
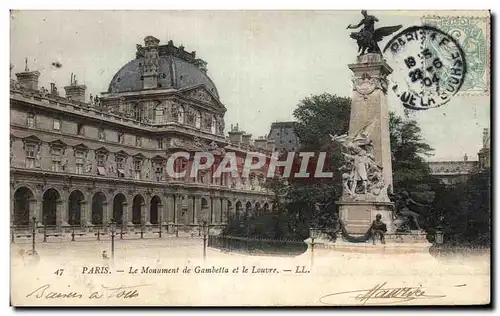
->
[[337, 200, 394, 234], [336, 53, 395, 235]]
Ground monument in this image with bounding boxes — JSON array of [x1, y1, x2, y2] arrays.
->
[[332, 11, 401, 235]]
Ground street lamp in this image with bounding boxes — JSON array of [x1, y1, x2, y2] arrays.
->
[[202, 221, 209, 260], [140, 219, 145, 239], [309, 226, 320, 268], [31, 216, 38, 255], [435, 214, 444, 245], [108, 219, 116, 261], [158, 212, 162, 238]]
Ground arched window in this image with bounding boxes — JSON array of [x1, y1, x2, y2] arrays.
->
[[211, 115, 217, 134], [195, 111, 201, 129], [178, 106, 185, 124]]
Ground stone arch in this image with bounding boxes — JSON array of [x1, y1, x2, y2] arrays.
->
[[254, 202, 261, 215], [150, 195, 162, 224], [91, 191, 107, 225], [113, 193, 127, 225], [132, 194, 145, 224], [235, 200, 243, 219], [13, 186, 34, 226], [68, 189, 85, 226], [13, 183, 37, 200], [263, 202, 269, 212], [245, 201, 252, 219], [42, 188, 61, 226]]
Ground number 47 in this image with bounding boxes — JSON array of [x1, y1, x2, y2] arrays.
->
[[54, 269, 64, 276]]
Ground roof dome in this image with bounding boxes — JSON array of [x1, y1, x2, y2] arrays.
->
[[107, 38, 219, 99]]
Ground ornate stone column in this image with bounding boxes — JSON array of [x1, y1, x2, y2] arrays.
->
[[143, 201, 150, 224], [102, 202, 110, 225], [221, 198, 228, 223], [213, 198, 221, 224], [57, 199, 66, 231], [80, 200, 89, 226], [36, 199, 43, 225], [29, 198, 37, 222], [193, 196, 200, 224]]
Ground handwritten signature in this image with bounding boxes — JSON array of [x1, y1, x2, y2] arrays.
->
[[26, 283, 151, 300], [320, 282, 447, 305]]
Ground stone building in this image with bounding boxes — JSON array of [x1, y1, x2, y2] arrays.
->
[[428, 128, 490, 185], [10, 36, 273, 233], [428, 155, 478, 185], [266, 121, 300, 152]]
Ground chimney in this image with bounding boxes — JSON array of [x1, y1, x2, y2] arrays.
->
[[50, 83, 59, 96], [15, 58, 40, 90], [64, 73, 87, 102], [463, 153, 468, 161], [254, 136, 267, 149], [228, 123, 244, 144], [142, 35, 160, 89], [242, 133, 252, 146]]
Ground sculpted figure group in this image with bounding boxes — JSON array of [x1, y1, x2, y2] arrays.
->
[[330, 120, 388, 201]]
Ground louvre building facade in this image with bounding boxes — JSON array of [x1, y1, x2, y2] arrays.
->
[[10, 36, 274, 233]]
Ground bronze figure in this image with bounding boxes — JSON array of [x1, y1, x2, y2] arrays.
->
[[347, 10, 402, 56]]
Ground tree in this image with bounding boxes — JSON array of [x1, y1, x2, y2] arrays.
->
[[389, 112, 439, 228], [434, 169, 491, 246]]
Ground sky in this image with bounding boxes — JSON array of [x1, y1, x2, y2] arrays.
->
[[10, 10, 490, 161]]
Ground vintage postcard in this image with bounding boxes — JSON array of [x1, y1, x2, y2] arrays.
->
[[10, 10, 491, 306]]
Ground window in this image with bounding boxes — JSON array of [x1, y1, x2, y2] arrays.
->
[[98, 129, 105, 140], [116, 156, 125, 169], [53, 119, 61, 131], [154, 161, 163, 181], [118, 132, 124, 144], [133, 104, 143, 121], [75, 150, 85, 174], [27, 113, 35, 128], [178, 106, 185, 124], [96, 152, 106, 167], [51, 147, 62, 172], [77, 124, 84, 136], [116, 156, 125, 178], [136, 136, 142, 147], [155, 105, 164, 124], [158, 138, 163, 149], [195, 111, 201, 129], [25, 144, 36, 169], [211, 116, 217, 134], [134, 159, 142, 180], [289, 140, 292, 143]]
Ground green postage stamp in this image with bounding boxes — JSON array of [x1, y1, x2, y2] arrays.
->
[[422, 15, 490, 95]]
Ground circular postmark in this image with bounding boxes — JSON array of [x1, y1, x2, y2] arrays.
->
[[383, 25, 467, 110]]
